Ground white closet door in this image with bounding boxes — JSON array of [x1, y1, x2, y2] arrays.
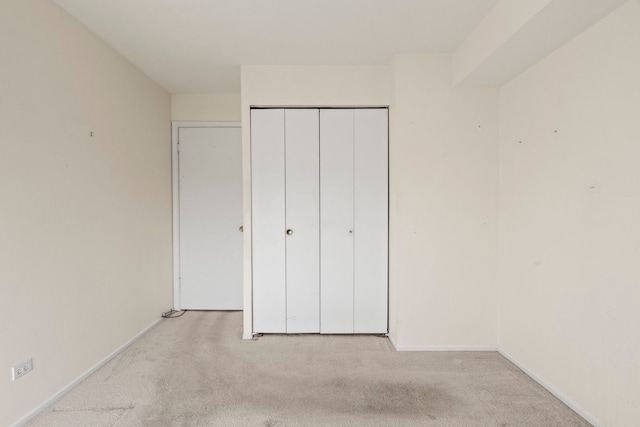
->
[[285, 109, 320, 333], [354, 109, 388, 333], [251, 109, 286, 333], [178, 127, 243, 310], [320, 109, 355, 333]]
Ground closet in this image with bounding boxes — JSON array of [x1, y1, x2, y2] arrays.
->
[[251, 108, 388, 334]]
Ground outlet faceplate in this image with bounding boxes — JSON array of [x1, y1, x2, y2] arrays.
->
[[12, 358, 33, 381]]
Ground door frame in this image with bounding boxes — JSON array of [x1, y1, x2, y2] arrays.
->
[[171, 121, 242, 310]]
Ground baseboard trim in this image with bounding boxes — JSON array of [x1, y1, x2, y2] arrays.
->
[[11, 318, 163, 427], [387, 336, 497, 352], [497, 347, 602, 427]]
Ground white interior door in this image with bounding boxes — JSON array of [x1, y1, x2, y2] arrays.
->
[[354, 109, 388, 333], [285, 109, 320, 333], [320, 109, 355, 333], [178, 126, 242, 310], [251, 109, 287, 333]]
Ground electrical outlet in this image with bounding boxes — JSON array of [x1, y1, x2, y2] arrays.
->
[[12, 358, 33, 381]]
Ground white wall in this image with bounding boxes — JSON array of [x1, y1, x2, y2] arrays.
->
[[498, 1, 640, 425], [453, 0, 551, 85], [390, 54, 499, 349], [240, 65, 390, 338], [171, 93, 241, 121], [0, 1, 172, 425]]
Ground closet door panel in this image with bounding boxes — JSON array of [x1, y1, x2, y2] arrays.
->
[[251, 109, 286, 333], [354, 109, 389, 333], [320, 109, 355, 333], [285, 109, 320, 333]]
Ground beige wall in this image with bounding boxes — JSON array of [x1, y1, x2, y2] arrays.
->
[[171, 93, 241, 121], [498, 1, 640, 425], [453, 0, 551, 85], [240, 65, 390, 338], [390, 54, 499, 349], [0, 1, 172, 425]]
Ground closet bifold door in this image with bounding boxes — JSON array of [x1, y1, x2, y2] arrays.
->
[[285, 109, 320, 333], [253, 107, 386, 335], [251, 109, 286, 333], [251, 108, 320, 334], [354, 109, 388, 333], [320, 108, 388, 334], [320, 109, 355, 333]]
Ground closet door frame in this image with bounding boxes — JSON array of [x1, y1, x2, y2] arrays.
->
[[248, 106, 389, 337]]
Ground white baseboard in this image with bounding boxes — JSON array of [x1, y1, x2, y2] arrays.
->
[[497, 347, 602, 427], [11, 318, 163, 427], [387, 336, 497, 352]]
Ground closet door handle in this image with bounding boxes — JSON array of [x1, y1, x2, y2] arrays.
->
[[286, 229, 293, 235]]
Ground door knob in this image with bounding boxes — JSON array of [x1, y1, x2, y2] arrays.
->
[[286, 229, 293, 235], [239, 225, 244, 232]]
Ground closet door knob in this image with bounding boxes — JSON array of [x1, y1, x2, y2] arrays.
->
[[286, 229, 293, 235]]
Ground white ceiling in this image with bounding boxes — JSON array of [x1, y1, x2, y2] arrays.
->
[[52, 0, 497, 94]]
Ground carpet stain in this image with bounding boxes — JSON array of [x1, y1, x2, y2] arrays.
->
[[333, 380, 457, 417]]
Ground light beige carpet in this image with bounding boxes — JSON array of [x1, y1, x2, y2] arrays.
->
[[27, 311, 591, 426]]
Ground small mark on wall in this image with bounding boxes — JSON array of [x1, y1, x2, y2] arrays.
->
[[587, 184, 601, 194]]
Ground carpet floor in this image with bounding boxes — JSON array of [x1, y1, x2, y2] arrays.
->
[[26, 311, 591, 427]]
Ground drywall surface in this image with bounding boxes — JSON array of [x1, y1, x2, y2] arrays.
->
[[240, 65, 390, 338], [453, 0, 626, 87], [171, 93, 241, 121], [453, 0, 550, 85], [498, 1, 640, 425], [390, 54, 499, 348], [0, 1, 172, 425]]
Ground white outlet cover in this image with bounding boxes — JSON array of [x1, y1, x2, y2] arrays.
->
[[12, 358, 33, 381]]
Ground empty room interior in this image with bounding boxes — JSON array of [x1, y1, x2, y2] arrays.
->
[[1, 0, 639, 426]]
